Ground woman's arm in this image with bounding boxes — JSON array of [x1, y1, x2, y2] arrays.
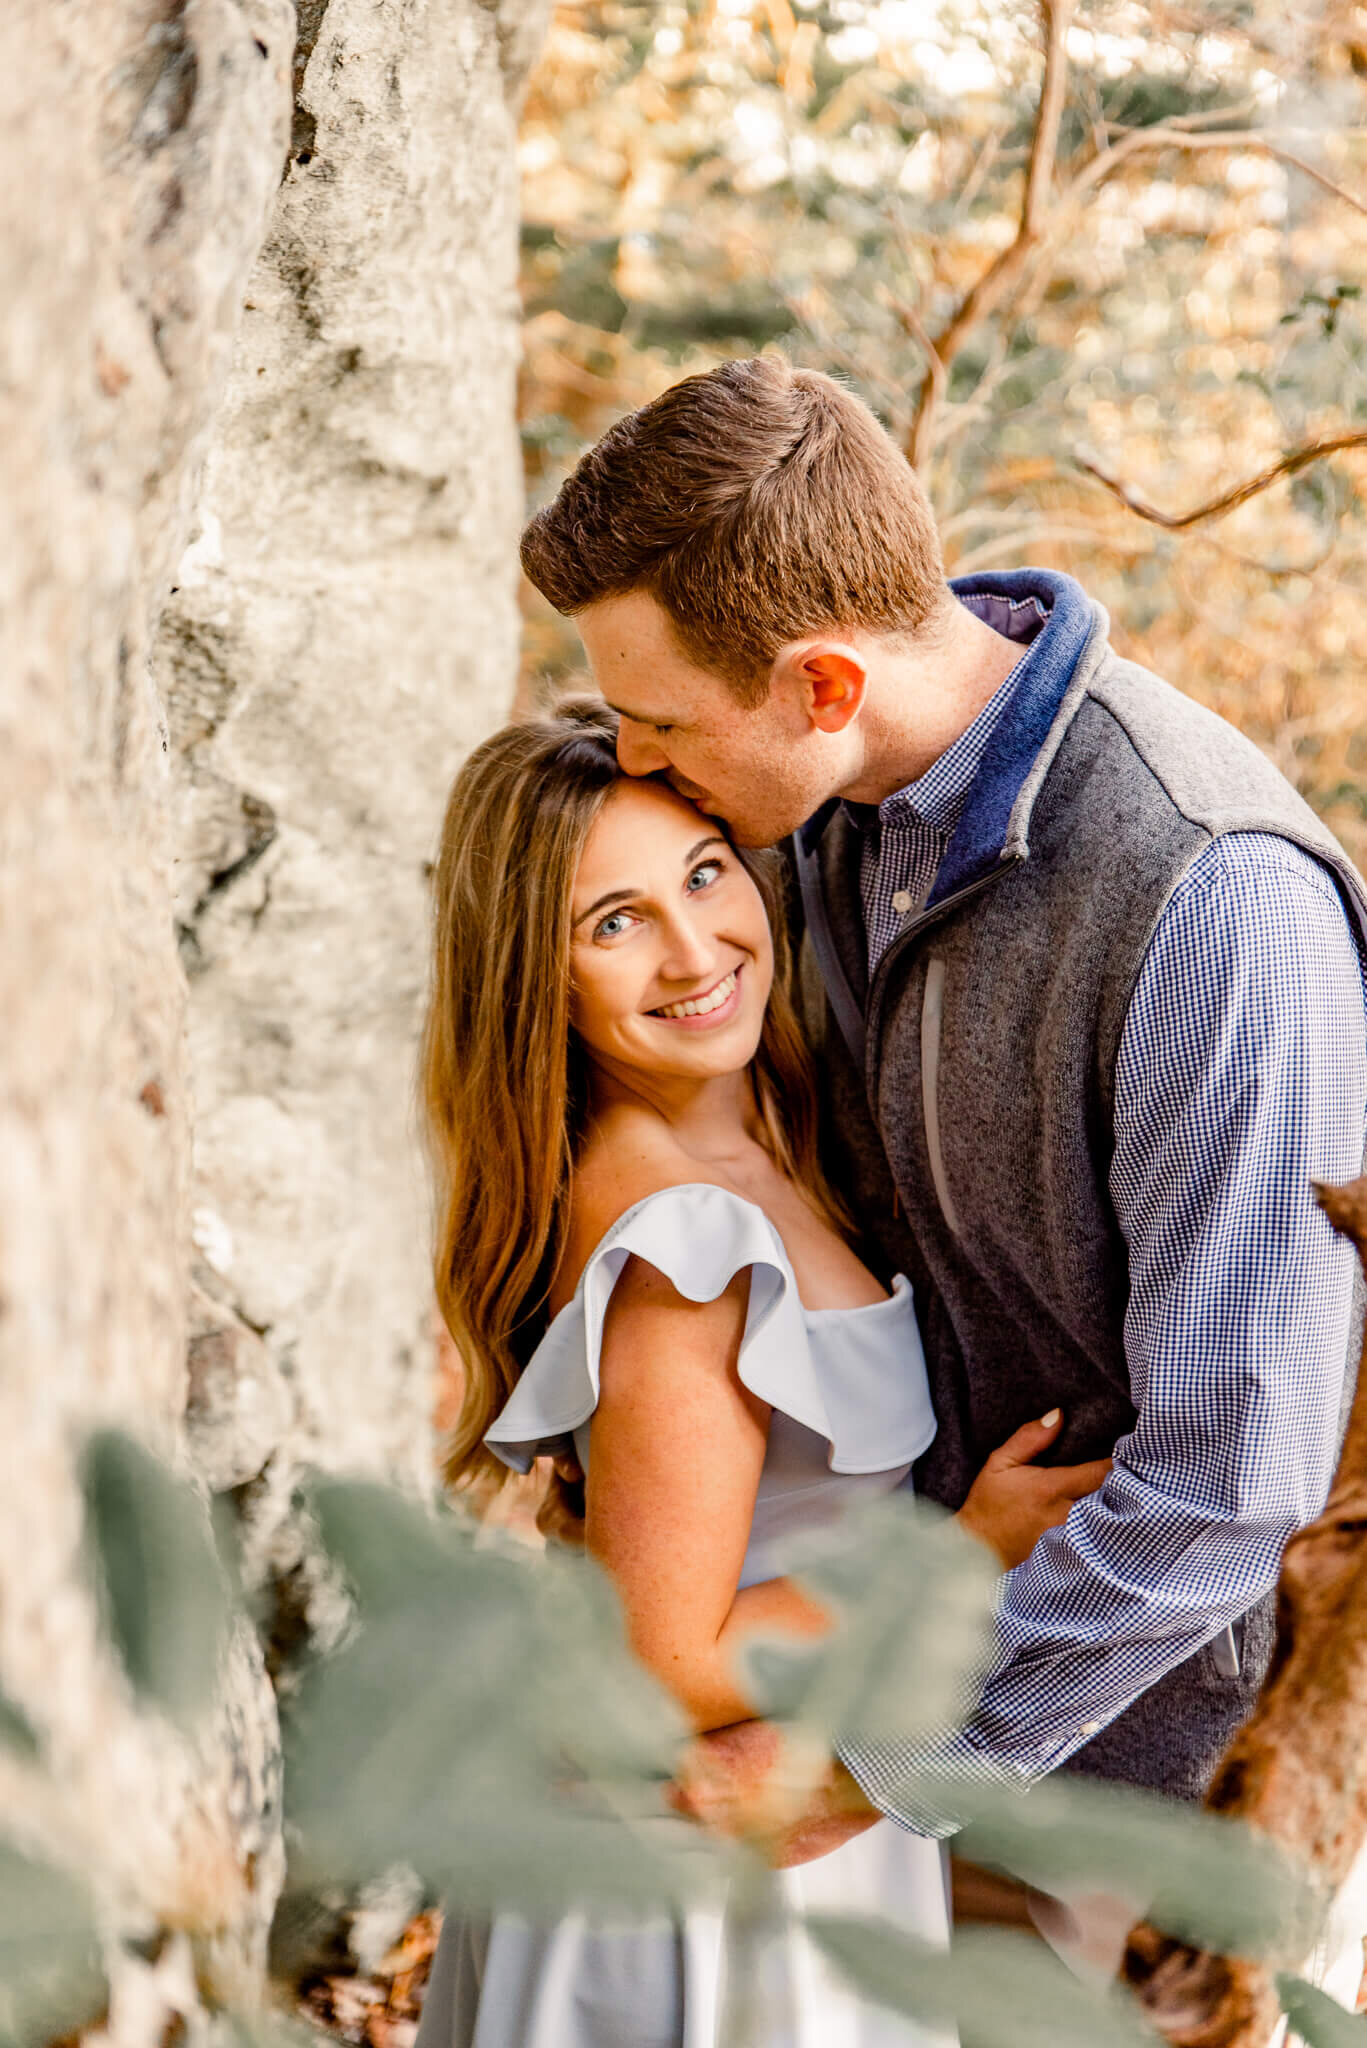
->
[[586, 1256, 1116, 1731], [585, 1254, 828, 1732]]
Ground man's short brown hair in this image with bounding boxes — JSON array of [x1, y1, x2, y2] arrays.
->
[[520, 356, 948, 705]]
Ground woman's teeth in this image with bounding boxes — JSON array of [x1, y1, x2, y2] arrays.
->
[[655, 969, 738, 1020]]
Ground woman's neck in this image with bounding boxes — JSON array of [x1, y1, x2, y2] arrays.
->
[[586, 1058, 765, 1167]]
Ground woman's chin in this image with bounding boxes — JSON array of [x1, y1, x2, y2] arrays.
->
[[619, 1014, 766, 1083], [653, 1035, 763, 1081]]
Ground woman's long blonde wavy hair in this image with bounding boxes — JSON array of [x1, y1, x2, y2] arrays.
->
[[420, 696, 843, 1538]]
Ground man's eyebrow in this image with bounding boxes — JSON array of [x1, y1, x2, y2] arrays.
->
[[572, 837, 728, 931]]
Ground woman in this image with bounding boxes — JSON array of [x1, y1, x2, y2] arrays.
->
[[416, 698, 1108, 2048]]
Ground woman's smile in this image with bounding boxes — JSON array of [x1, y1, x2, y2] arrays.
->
[[648, 964, 743, 1027]]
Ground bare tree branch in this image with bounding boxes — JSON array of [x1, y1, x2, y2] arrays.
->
[[1074, 433, 1367, 530], [1066, 121, 1367, 221], [950, 522, 1155, 572], [955, 121, 1008, 219], [903, 0, 1075, 469], [942, 482, 1352, 580], [896, 46, 1367, 481], [879, 286, 947, 471], [1022, 1, 1071, 242]]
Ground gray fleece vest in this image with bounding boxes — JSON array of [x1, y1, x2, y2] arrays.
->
[[793, 591, 1367, 1801]]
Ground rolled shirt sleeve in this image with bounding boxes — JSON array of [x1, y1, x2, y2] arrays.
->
[[839, 832, 1367, 1834]]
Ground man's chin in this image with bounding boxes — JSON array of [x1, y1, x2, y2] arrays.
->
[[674, 788, 753, 837], [725, 806, 812, 850], [693, 801, 764, 847], [667, 776, 715, 809], [668, 784, 802, 849]]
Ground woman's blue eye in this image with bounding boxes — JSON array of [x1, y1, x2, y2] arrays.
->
[[590, 862, 722, 938]]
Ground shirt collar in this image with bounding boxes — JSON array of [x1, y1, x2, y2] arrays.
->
[[843, 589, 1046, 840], [795, 569, 1099, 863], [865, 649, 1028, 837]]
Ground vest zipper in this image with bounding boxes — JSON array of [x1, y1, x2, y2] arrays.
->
[[864, 853, 1024, 1075], [920, 957, 961, 1237], [864, 853, 1024, 1238]]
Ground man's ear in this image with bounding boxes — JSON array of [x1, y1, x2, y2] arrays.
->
[[772, 639, 869, 733]]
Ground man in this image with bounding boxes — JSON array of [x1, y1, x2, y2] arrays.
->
[[519, 354, 1367, 1857]]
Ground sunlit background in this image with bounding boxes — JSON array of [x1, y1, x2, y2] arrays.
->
[[515, 0, 1367, 863]]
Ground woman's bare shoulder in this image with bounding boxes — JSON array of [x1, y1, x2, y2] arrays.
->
[[552, 1107, 723, 1311]]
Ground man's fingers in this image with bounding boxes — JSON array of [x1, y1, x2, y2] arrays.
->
[[1054, 1456, 1114, 1499], [987, 1407, 1065, 1469]]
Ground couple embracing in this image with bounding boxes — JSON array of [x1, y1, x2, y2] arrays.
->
[[415, 356, 1367, 2046]]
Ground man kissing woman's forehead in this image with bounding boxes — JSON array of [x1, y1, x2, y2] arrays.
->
[[416, 356, 1367, 2047]]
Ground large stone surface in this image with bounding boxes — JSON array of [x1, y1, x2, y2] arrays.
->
[[157, 0, 545, 1563], [0, 0, 292, 2012], [3, 0, 545, 2028]]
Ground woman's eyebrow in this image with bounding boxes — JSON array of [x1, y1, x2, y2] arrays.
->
[[572, 838, 728, 930], [573, 886, 636, 929]]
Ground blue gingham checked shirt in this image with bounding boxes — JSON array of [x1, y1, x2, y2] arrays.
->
[[838, 603, 1367, 1834]]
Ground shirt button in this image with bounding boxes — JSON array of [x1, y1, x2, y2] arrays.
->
[[1079, 1720, 1103, 1737], [891, 889, 914, 915]]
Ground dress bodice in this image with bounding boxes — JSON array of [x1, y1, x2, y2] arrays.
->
[[429, 1188, 954, 2048], [484, 1183, 936, 1586]]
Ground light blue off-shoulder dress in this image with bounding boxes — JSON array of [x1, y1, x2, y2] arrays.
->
[[417, 1183, 954, 2048]]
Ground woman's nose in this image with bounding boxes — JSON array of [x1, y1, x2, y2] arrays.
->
[[616, 721, 668, 777], [657, 913, 717, 982]]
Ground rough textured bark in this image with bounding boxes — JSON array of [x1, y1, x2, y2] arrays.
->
[[0, 0, 292, 2020], [1122, 1173, 1367, 2045], [155, 0, 548, 1639]]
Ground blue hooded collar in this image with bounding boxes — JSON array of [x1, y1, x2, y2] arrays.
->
[[796, 568, 1099, 905]]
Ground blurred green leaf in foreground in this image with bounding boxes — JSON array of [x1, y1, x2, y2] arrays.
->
[[1276, 1973, 1367, 2047], [7, 1433, 1349, 2048], [953, 1771, 1320, 1963], [809, 1918, 1157, 2048], [281, 1474, 1335, 2044], [0, 1841, 104, 2047], [738, 1493, 999, 1747], [81, 1427, 233, 1728], [283, 1476, 738, 1917]]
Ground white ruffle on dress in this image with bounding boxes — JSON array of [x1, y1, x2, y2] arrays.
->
[[416, 1184, 954, 2048]]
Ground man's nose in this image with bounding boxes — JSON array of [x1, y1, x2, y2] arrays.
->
[[616, 721, 668, 778]]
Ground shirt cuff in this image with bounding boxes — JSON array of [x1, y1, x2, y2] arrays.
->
[[836, 1725, 1053, 1838]]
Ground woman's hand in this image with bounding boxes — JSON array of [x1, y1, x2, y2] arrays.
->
[[956, 1410, 1112, 1570]]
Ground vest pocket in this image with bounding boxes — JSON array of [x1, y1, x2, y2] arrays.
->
[[921, 956, 962, 1237]]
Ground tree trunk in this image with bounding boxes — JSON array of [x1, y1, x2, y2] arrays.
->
[[1123, 1174, 1367, 2045]]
